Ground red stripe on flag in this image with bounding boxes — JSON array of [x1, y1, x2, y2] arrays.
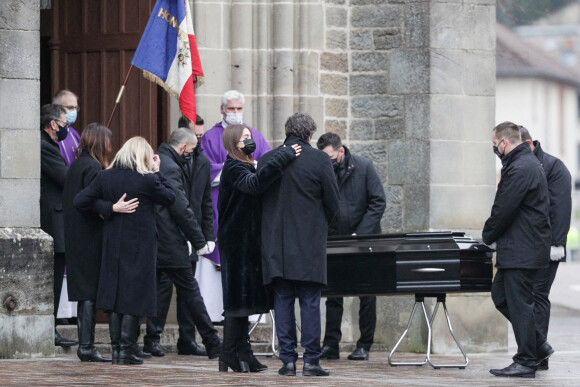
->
[[188, 34, 203, 77], [179, 74, 196, 124]]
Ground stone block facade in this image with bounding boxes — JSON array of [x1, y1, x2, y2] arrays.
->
[[0, 0, 54, 358]]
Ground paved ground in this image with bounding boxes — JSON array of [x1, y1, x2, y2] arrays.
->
[[1, 262, 579, 386]]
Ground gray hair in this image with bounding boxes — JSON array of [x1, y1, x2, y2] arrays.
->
[[40, 104, 65, 130], [285, 112, 317, 140], [169, 127, 197, 147], [52, 89, 78, 104], [221, 90, 245, 106]]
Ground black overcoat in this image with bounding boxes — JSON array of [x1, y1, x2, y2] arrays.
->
[[187, 149, 215, 262], [155, 143, 206, 268], [533, 141, 572, 261], [482, 142, 551, 269], [218, 147, 296, 317], [329, 146, 386, 236], [63, 151, 113, 300], [73, 168, 175, 317], [40, 129, 68, 253], [259, 137, 340, 286]]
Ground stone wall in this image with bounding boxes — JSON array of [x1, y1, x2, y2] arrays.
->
[[0, 0, 54, 358]]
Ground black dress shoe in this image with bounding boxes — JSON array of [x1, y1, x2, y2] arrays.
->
[[278, 362, 296, 376], [177, 341, 208, 356], [55, 331, 78, 347], [249, 354, 268, 372], [347, 347, 369, 360], [143, 341, 165, 357], [489, 363, 535, 378], [118, 348, 144, 365], [536, 341, 554, 365], [77, 346, 111, 362], [303, 362, 330, 377], [130, 344, 152, 359], [320, 345, 339, 360], [537, 358, 549, 371], [205, 338, 223, 360]]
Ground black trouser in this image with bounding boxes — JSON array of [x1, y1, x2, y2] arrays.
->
[[323, 296, 377, 351], [222, 316, 251, 362], [491, 268, 538, 368], [54, 252, 66, 319], [533, 261, 559, 346], [145, 266, 217, 347]]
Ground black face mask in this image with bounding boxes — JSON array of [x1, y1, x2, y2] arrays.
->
[[331, 158, 339, 170], [182, 152, 192, 162], [492, 146, 503, 160], [56, 123, 69, 142], [241, 138, 256, 155]]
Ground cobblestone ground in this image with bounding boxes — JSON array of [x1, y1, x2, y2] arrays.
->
[[1, 305, 579, 386]]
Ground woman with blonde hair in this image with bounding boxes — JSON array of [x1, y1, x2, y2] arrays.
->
[[74, 136, 175, 365], [217, 124, 301, 372]]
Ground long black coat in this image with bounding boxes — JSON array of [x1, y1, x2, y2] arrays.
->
[[218, 147, 296, 316], [482, 142, 551, 269], [155, 143, 206, 268], [259, 137, 340, 286], [533, 141, 572, 261], [74, 168, 175, 317], [40, 130, 68, 253], [63, 151, 113, 300], [187, 149, 215, 262], [329, 146, 386, 236]]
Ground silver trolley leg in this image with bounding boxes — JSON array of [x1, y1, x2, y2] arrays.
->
[[388, 294, 469, 369], [250, 310, 279, 357]]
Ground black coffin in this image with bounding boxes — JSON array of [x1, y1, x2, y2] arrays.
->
[[323, 232, 494, 297]]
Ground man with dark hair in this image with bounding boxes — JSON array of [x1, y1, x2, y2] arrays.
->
[[40, 104, 78, 347], [259, 113, 339, 377], [178, 114, 205, 142], [520, 125, 571, 371], [144, 121, 215, 357], [483, 121, 551, 379], [148, 128, 223, 359], [316, 132, 386, 361]]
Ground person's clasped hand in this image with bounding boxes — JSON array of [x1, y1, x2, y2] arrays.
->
[[550, 245, 565, 261], [196, 241, 216, 256]]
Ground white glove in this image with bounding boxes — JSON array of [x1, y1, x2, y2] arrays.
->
[[187, 241, 192, 255], [196, 241, 216, 256], [550, 245, 565, 261], [488, 242, 496, 250]]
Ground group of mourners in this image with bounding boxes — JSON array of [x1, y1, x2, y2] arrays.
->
[[41, 90, 387, 377]]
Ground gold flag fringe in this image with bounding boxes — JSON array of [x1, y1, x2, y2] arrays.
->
[[141, 71, 204, 94]]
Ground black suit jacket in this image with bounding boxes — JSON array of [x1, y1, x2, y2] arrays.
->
[[40, 129, 68, 253]]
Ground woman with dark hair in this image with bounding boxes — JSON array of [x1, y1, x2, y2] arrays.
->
[[74, 136, 175, 365], [217, 124, 301, 373], [63, 123, 138, 362]]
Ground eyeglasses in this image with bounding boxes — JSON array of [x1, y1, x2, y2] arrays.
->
[[62, 105, 80, 112]]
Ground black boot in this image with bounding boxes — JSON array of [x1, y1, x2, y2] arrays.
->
[[219, 317, 248, 373], [108, 311, 122, 365], [119, 315, 144, 365], [131, 319, 152, 360], [77, 301, 111, 362]]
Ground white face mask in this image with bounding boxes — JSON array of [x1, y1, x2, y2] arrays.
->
[[224, 112, 243, 125]]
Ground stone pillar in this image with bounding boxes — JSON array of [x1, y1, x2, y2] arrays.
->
[[0, 0, 54, 358]]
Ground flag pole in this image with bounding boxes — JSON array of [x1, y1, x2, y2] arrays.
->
[[106, 65, 135, 128]]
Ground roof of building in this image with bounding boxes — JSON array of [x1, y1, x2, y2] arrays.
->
[[496, 23, 580, 88]]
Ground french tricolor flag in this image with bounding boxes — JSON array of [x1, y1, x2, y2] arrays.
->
[[131, 0, 203, 124]]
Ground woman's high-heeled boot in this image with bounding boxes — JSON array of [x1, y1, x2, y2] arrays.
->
[[108, 311, 122, 364], [118, 314, 144, 365], [77, 300, 111, 362], [219, 317, 248, 373]]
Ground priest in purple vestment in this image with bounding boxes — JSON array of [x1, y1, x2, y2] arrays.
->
[[53, 89, 81, 166], [201, 90, 271, 266]]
